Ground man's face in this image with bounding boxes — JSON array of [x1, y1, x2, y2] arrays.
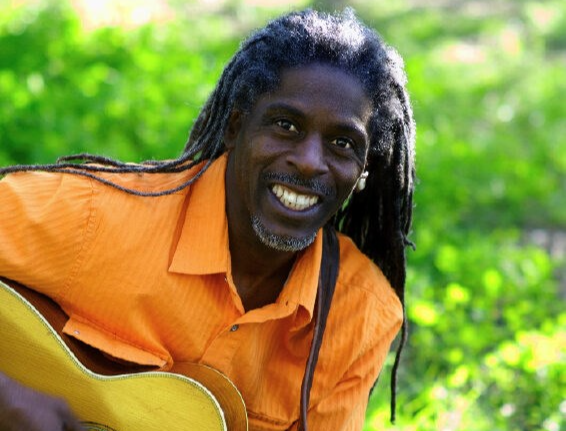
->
[[225, 63, 372, 252]]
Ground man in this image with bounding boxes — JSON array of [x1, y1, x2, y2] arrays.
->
[[0, 8, 415, 431]]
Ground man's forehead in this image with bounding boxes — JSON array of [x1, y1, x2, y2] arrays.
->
[[256, 64, 372, 126]]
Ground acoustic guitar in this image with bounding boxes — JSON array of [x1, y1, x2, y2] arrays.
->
[[0, 279, 248, 431]]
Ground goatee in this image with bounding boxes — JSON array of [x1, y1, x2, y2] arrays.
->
[[251, 216, 316, 252]]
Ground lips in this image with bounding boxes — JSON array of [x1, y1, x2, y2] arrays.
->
[[271, 184, 319, 211]]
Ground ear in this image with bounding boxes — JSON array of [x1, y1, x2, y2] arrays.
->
[[224, 110, 243, 150]]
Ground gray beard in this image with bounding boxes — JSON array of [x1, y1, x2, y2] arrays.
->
[[251, 216, 316, 252]]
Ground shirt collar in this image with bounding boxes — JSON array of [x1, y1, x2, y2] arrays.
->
[[169, 154, 230, 275], [168, 153, 323, 322]]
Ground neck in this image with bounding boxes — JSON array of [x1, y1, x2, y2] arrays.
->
[[229, 228, 297, 311], [226, 206, 298, 311]]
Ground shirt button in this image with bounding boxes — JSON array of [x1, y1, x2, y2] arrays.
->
[[230, 324, 239, 332]]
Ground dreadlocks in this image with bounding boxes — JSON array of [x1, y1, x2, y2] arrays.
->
[[0, 8, 416, 422]]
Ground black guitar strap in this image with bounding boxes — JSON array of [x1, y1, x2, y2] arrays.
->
[[298, 225, 340, 431]]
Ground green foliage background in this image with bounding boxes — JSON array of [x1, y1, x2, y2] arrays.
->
[[0, 0, 564, 430]]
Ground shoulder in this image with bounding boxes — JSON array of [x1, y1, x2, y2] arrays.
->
[[90, 163, 202, 197], [0, 170, 94, 215], [332, 233, 403, 347], [336, 233, 400, 305], [0, 166, 199, 243]]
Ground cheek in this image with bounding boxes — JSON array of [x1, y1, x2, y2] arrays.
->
[[334, 165, 362, 196], [234, 141, 271, 197]]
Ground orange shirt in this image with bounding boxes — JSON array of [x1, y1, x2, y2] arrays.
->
[[0, 154, 402, 431]]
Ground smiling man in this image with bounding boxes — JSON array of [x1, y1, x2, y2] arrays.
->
[[226, 65, 371, 253], [0, 9, 415, 431]]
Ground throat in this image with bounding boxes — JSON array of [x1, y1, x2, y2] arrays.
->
[[230, 253, 296, 312]]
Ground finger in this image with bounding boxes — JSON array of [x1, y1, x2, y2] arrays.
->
[[54, 400, 84, 431], [62, 419, 86, 431]]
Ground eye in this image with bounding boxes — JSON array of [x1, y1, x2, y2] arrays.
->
[[275, 119, 298, 133], [330, 137, 354, 149]]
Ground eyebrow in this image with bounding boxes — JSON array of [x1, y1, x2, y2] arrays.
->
[[263, 102, 305, 119]]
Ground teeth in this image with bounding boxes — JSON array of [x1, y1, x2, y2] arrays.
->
[[271, 184, 319, 211]]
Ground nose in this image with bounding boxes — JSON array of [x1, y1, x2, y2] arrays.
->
[[285, 133, 329, 178]]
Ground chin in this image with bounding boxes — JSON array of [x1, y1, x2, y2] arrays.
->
[[251, 216, 317, 252]]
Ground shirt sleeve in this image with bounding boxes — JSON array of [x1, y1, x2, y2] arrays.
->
[[0, 171, 95, 299]]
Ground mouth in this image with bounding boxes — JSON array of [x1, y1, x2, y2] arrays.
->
[[271, 184, 319, 211]]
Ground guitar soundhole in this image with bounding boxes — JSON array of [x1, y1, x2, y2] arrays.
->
[[80, 422, 118, 431]]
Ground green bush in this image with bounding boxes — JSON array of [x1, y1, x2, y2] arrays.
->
[[0, 1, 241, 164]]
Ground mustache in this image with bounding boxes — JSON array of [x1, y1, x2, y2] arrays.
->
[[263, 172, 335, 197]]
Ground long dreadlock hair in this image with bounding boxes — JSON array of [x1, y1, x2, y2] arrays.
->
[[0, 8, 415, 423]]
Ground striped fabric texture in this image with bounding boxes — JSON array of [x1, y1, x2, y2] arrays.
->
[[0, 154, 402, 430]]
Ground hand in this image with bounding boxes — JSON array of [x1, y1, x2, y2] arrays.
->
[[0, 373, 84, 431]]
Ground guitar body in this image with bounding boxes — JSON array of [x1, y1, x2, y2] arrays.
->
[[0, 279, 248, 431]]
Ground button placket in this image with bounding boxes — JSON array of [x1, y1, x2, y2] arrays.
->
[[201, 322, 243, 367]]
